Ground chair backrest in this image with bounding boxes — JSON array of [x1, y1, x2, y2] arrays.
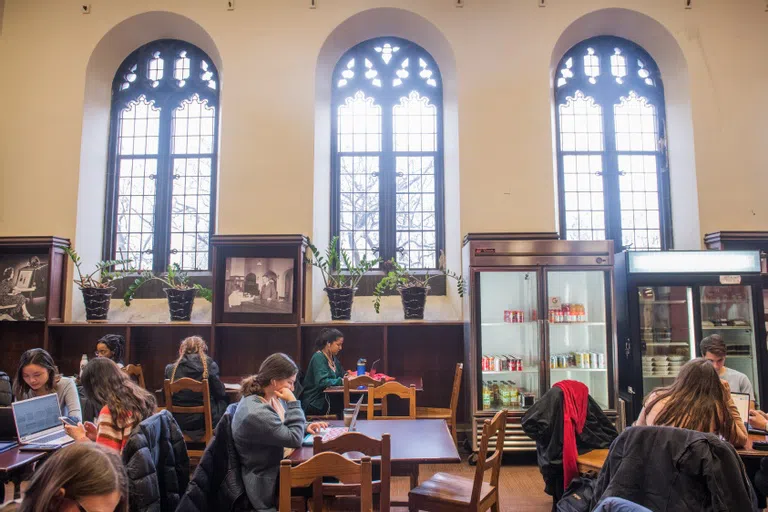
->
[[471, 409, 507, 507], [449, 363, 463, 420], [313, 432, 391, 512], [279, 452, 373, 512], [343, 375, 383, 411], [123, 364, 146, 389], [163, 378, 213, 444], [367, 381, 416, 420]]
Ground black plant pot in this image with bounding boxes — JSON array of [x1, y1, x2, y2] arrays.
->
[[325, 287, 356, 320], [398, 286, 429, 320], [82, 287, 116, 321], [165, 288, 198, 322]]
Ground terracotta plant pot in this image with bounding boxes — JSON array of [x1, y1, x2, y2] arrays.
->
[[165, 288, 198, 322], [398, 286, 429, 320], [81, 287, 115, 321], [325, 287, 356, 321]]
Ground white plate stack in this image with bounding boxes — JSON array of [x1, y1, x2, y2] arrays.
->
[[667, 355, 686, 376]]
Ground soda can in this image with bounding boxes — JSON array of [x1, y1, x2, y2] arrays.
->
[[558, 355, 567, 369], [518, 310, 525, 323], [575, 352, 583, 368], [518, 358, 524, 371], [590, 352, 599, 369], [549, 310, 556, 323], [481, 356, 487, 371], [550, 355, 557, 369], [598, 353, 606, 369]]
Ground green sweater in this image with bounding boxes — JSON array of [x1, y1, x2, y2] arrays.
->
[[300, 351, 344, 414]]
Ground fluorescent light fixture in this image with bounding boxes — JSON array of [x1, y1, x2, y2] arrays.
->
[[628, 251, 761, 274]]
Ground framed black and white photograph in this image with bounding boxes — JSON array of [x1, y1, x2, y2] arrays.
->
[[224, 257, 294, 314], [0, 254, 49, 321]]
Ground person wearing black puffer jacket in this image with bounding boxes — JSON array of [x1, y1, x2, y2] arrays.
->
[[164, 336, 228, 440]]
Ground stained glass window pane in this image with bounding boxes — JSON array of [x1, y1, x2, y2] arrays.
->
[[339, 156, 380, 265], [395, 156, 436, 269], [393, 91, 437, 152], [614, 91, 658, 152], [337, 91, 381, 153], [559, 91, 603, 152], [115, 158, 157, 270]]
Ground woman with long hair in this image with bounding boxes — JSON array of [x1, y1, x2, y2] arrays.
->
[[13, 349, 81, 421], [233, 353, 326, 510], [18, 443, 128, 512], [635, 357, 748, 448], [300, 328, 347, 415], [164, 336, 228, 437], [95, 334, 125, 367], [64, 358, 156, 452]]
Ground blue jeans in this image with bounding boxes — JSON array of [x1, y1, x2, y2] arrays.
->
[[594, 497, 652, 512]]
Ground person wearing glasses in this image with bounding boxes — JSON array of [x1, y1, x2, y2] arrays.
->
[[94, 334, 125, 368]]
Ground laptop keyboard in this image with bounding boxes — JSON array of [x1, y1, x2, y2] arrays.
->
[[320, 427, 349, 442], [32, 432, 70, 445]]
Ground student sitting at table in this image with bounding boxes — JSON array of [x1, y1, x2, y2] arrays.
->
[[635, 357, 748, 448], [233, 353, 327, 511], [13, 348, 81, 421], [95, 333, 125, 368], [164, 335, 228, 437], [17, 442, 128, 512], [300, 328, 348, 416], [64, 358, 156, 453], [701, 334, 755, 405]]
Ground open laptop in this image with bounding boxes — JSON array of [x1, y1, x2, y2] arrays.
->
[[12, 394, 74, 449], [730, 392, 765, 434], [303, 394, 364, 446]]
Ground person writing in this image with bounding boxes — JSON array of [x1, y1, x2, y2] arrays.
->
[[635, 357, 748, 448], [701, 334, 755, 405], [300, 328, 348, 416], [94, 334, 125, 368], [232, 353, 327, 511], [13, 349, 81, 421]]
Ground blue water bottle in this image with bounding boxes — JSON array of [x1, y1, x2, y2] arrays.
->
[[357, 358, 367, 376]]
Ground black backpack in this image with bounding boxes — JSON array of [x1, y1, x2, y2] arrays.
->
[[0, 372, 11, 407], [557, 476, 597, 512]]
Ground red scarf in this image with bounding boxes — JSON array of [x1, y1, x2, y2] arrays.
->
[[553, 380, 589, 489]]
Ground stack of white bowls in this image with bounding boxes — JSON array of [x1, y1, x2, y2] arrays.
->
[[667, 355, 686, 376], [642, 356, 654, 376], [651, 355, 670, 376]]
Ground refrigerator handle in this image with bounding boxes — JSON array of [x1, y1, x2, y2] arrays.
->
[[624, 337, 632, 359]]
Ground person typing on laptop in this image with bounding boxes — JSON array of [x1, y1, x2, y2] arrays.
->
[[701, 334, 756, 407], [13, 349, 81, 422]]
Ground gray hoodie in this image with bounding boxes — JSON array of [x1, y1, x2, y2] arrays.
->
[[232, 395, 306, 511]]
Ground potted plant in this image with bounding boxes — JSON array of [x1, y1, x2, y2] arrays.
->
[[64, 248, 132, 322], [307, 237, 379, 320], [123, 263, 212, 321], [373, 252, 465, 320]]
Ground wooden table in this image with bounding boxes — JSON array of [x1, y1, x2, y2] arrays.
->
[[0, 446, 49, 505], [290, 418, 459, 502], [325, 376, 424, 394], [576, 433, 768, 474]]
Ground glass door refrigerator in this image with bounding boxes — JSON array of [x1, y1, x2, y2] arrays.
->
[[615, 250, 767, 423], [463, 236, 618, 454]]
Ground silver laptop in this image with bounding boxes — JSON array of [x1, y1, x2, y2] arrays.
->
[[12, 394, 73, 447], [732, 392, 750, 424]]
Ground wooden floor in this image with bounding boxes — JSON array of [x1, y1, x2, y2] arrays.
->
[[388, 453, 553, 512]]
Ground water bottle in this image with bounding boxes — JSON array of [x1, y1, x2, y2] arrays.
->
[[79, 354, 89, 375], [356, 358, 367, 376]]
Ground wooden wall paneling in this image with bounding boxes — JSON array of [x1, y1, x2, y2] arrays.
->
[[47, 325, 130, 377], [215, 326, 300, 380], [0, 323, 46, 376], [387, 324, 466, 423], [300, 325, 385, 376], [130, 325, 212, 393]]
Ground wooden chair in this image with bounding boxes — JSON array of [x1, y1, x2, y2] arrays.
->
[[366, 382, 416, 420], [279, 452, 373, 512], [163, 378, 213, 459], [416, 363, 463, 446], [344, 375, 385, 415], [122, 364, 146, 389], [408, 410, 507, 512], [313, 432, 391, 512]]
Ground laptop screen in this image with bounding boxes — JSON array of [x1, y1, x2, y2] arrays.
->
[[12, 394, 61, 439], [732, 392, 750, 423]]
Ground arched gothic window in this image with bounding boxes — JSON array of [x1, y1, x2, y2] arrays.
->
[[331, 38, 444, 269], [104, 39, 219, 271], [555, 36, 671, 251]]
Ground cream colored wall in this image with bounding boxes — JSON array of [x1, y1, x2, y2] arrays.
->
[[1, 0, 767, 301]]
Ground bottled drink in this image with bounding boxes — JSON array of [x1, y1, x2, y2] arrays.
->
[[511, 383, 520, 404], [482, 383, 491, 409], [491, 381, 500, 407], [80, 354, 89, 374], [356, 358, 367, 376], [501, 381, 512, 406]]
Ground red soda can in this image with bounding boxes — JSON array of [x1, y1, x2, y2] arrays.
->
[[519, 311, 525, 323], [518, 358, 524, 371], [482, 356, 487, 372]]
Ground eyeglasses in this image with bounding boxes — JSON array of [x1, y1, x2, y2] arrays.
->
[[77, 502, 89, 512], [94, 351, 110, 357]]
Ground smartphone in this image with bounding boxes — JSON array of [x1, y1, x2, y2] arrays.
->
[[59, 416, 78, 426]]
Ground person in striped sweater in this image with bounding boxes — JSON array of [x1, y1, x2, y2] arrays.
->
[[64, 358, 156, 452]]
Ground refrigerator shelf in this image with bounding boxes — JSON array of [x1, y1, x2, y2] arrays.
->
[[551, 368, 607, 372], [480, 322, 538, 327], [548, 322, 606, 326], [701, 300, 751, 305], [482, 369, 539, 375], [702, 326, 752, 330], [639, 300, 688, 305], [644, 342, 690, 347]]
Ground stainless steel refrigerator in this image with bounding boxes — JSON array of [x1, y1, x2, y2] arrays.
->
[[463, 236, 619, 454], [615, 250, 767, 422]]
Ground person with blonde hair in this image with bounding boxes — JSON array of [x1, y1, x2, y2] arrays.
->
[[164, 336, 228, 438], [18, 442, 128, 512]]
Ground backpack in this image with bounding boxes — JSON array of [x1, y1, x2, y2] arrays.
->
[[0, 372, 11, 407], [557, 476, 597, 512]]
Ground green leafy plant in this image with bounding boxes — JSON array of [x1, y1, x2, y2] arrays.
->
[[373, 251, 465, 313], [307, 236, 380, 289], [64, 247, 132, 289], [123, 263, 212, 306]]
